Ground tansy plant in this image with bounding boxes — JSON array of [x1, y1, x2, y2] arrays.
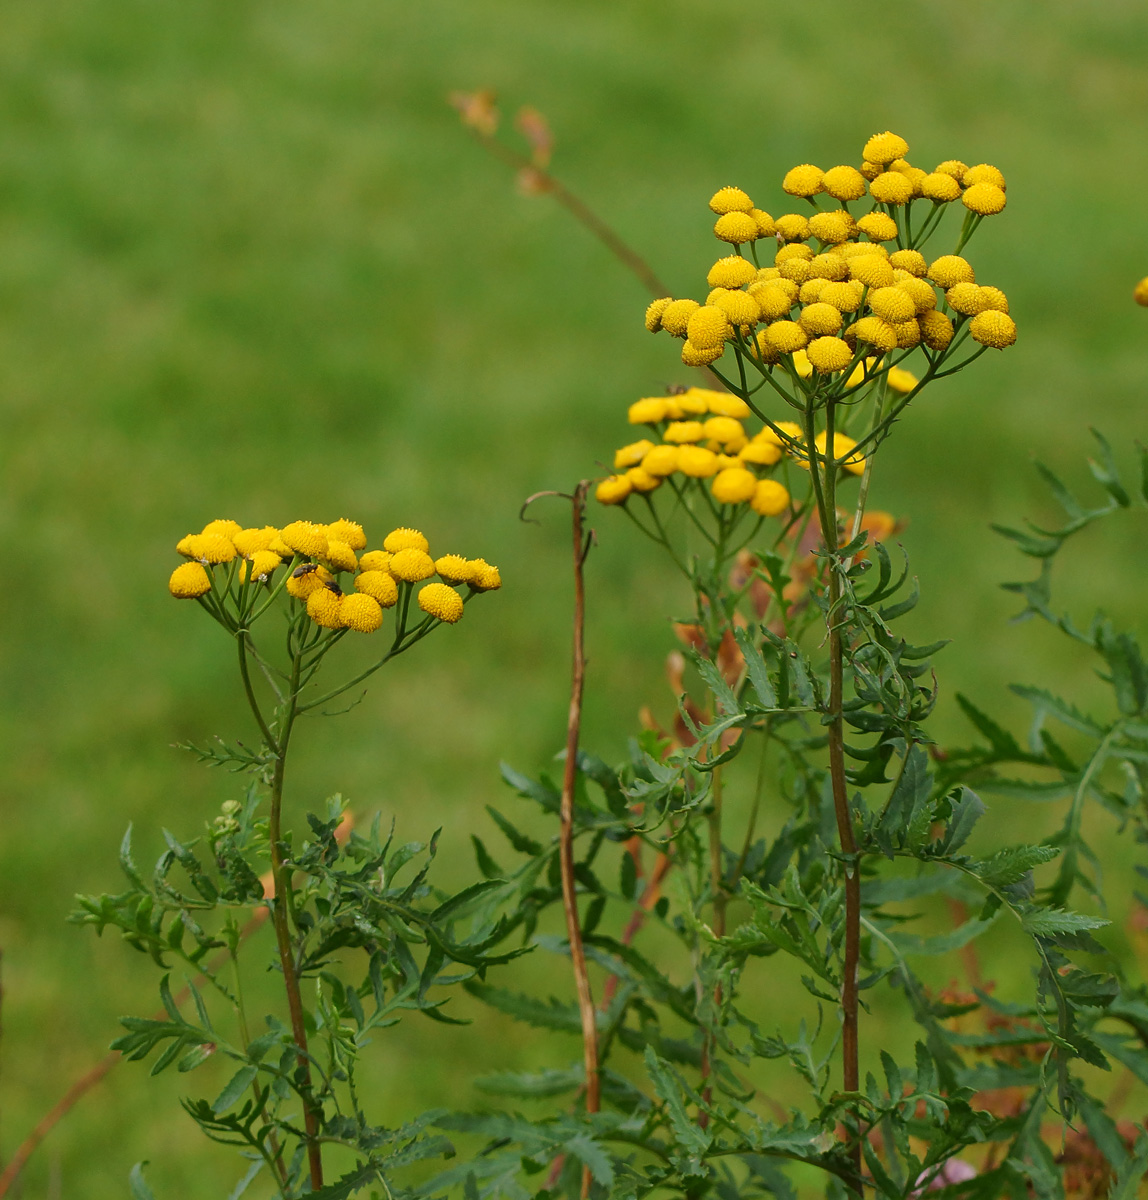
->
[[50, 124, 1148, 1200]]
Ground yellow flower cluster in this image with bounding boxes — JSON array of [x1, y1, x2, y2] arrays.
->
[[644, 133, 1016, 371], [169, 518, 500, 632], [596, 386, 865, 512]]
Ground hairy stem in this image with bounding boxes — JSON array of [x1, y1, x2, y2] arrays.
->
[[559, 482, 600, 1199]]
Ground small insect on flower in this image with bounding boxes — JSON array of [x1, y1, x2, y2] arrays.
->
[[307, 583, 345, 629]]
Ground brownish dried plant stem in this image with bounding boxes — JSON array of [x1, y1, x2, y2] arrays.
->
[[803, 400, 862, 1187], [559, 481, 600, 1199]]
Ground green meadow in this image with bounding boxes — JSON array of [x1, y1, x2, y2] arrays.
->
[[3, 0, 1148, 1194]]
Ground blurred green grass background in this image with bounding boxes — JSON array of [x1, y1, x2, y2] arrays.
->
[[4, 0, 1148, 1193]]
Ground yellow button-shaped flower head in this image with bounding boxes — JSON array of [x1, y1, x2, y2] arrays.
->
[[419, 582, 465, 624], [709, 186, 754, 215], [776, 243, 814, 265], [641, 445, 680, 476], [356, 569, 399, 607], [196, 535, 238, 565], [287, 564, 334, 600], [754, 330, 781, 364], [815, 432, 866, 476], [782, 164, 824, 197], [819, 281, 865, 313], [645, 297, 673, 332], [821, 165, 868, 202], [707, 256, 757, 289], [962, 163, 1006, 190], [758, 421, 804, 450], [682, 340, 723, 366], [889, 249, 927, 277], [358, 550, 393, 573], [677, 445, 719, 478], [629, 397, 668, 425], [850, 316, 898, 354], [806, 336, 854, 373], [799, 279, 827, 304], [703, 416, 745, 446], [979, 287, 1009, 313], [863, 131, 909, 165], [969, 310, 1017, 349], [808, 212, 852, 245], [595, 475, 632, 505], [774, 213, 811, 243], [323, 540, 359, 573], [341, 593, 383, 633], [248, 550, 282, 580], [946, 283, 990, 316], [615, 439, 656, 469], [740, 440, 783, 466], [169, 562, 212, 599], [326, 519, 367, 552], [921, 172, 961, 202], [714, 453, 740, 470], [202, 518, 242, 539], [714, 212, 759, 244], [928, 255, 975, 288], [1135, 277, 1148, 307], [753, 283, 794, 321], [751, 479, 790, 516], [711, 467, 757, 504], [856, 213, 899, 243], [232, 526, 280, 557], [390, 548, 436, 582], [808, 253, 849, 282], [468, 560, 502, 591], [777, 257, 811, 284], [627, 466, 661, 493], [869, 172, 914, 206], [962, 183, 1007, 215], [713, 290, 759, 326], [934, 159, 969, 181], [765, 320, 808, 354], [897, 275, 938, 314], [686, 305, 731, 350], [383, 527, 429, 554], [918, 309, 955, 350], [868, 286, 916, 324], [799, 302, 843, 337], [307, 585, 345, 630], [659, 299, 700, 337], [664, 420, 705, 444], [894, 319, 921, 348], [434, 555, 475, 585], [176, 533, 200, 557], [887, 367, 919, 394], [849, 256, 895, 290], [705, 392, 751, 418], [282, 521, 329, 558]]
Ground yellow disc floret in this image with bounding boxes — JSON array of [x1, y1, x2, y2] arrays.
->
[[927, 255, 975, 288], [641, 445, 680, 476], [435, 555, 475, 585], [863, 131, 910, 165], [712, 290, 759, 326], [1135, 277, 1148, 307], [169, 562, 212, 599], [629, 397, 669, 425], [946, 282, 990, 316], [711, 467, 758, 504], [664, 420, 706, 444], [596, 475, 632, 505], [799, 302, 843, 337], [856, 213, 899, 242], [419, 582, 465, 624], [232, 526, 280, 557], [389, 548, 436, 582], [659, 299, 701, 337], [765, 321, 808, 354], [281, 521, 329, 558], [707, 256, 757, 289], [819, 280, 865, 313], [774, 213, 811, 242], [383, 527, 430, 554], [704, 391, 751, 417], [714, 212, 759, 244], [197, 535, 238, 565], [962, 163, 1006, 190], [868, 287, 916, 324], [821, 165, 868, 202], [815, 432, 866, 476], [325, 519, 367, 551], [627, 467, 661, 493], [709, 186, 754, 215], [682, 341, 723, 366], [850, 316, 898, 354], [358, 550, 393, 573], [782, 164, 824, 197], [615, 439, 656, 469], [677, 445, 719, 477], [920, 172, 961, 202], [849, 256, 895, 289], [886, 367, 919, 394], [468, 560, 502, 591], [969, 310, 1017, 349], [962, 183, 1007, 215], [751, 479, 790, 516], [889, 250, 927, 277], [340, 593, 383, 633], [307, 585, 345, 630], [247, 550, 281, 580], [356, 569, 399, 607], [918, 309, 955, 350], [869, 172, 914, 206], [808, 212, 852, 245], [286, 565, 335, 600], [806, 336, 854, 373], [686, 305, 731, 350], [323, 540, 359, 573], [201, 519, 242, 539], [645, 297, 674, 332], [739, 440, 783, 466]]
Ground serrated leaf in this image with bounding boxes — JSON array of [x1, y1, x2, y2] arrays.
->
[[1021, 908, 1109, 937], [644, 1047, 711, 1157], [212, 1065, 258, 1114], [686, 649, 740, 717], [735, 626, 777, 708], [935, 787, 984, 854]]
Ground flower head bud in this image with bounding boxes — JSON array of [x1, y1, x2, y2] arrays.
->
[[918, 309, 955, 349], [341, 593, 383, 632], [307, 584, 345, 629], [782, 164, 824, 197], [615, 439, 656, 469], [389, 548, 436, 582], [821, 165, 868, 201], [962, 183, 1007, 215], [856, 212, 899, 242], [927, 255, 975, 288], [201, 519, 242, 539], [358, 550, 393, 573], [751, 479, 790, 516], [677, 445, 719, 477], [659, 299, 700, 337], [962, 163, 1005, 190], [714, 212, 759, 244], [806, 336, 854, 373], [686, 305, 731, 350], [629, 397, 669, 425], [664, 420, 706, 444], [681, 340, 723, 366], [645, 296, 674, 331], [819, 280, 865, 313], [596, 474, 632, 505], [627, 466, 661, 492], [863, 131, 909, 165], [232, 526, 280, 556], [325, 519, 367, 551], [282, 521, 329, 558], [799, 302, 843, 336], [323, 541, 359, 573], [969, 310, 1017, 348], [468, 560, 502, 591], [641, 445, 680, 476], [419, 582, 465, 623], [764, 320, 808, 354], [921, 172, 961, 202], [869, 172, 914, 205], [383, 527, 429, 554], [711, 467, 757, 504], [169, 562, 212, 598], [889, 249, 927, 277], [774, 213, 811, 242], [356, 569, 399, 607], [709, 186, 754, 214], [868, 286, 916, 324], [706, 256, 756, 289]]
